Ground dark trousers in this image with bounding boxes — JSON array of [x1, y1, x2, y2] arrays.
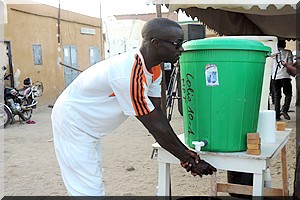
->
[[272, 78, 292, 118]]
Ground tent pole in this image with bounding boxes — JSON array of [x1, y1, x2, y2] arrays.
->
[[156, 4, 162, 17]]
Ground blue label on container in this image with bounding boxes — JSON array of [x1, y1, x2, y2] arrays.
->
[[205, 64, 219, 86]]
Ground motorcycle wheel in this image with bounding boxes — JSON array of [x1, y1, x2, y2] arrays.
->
[[20, 99, 33, 121], [1, 105, 12, 128]]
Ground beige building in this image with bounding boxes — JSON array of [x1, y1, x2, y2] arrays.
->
[[3, 3, 104, 106]]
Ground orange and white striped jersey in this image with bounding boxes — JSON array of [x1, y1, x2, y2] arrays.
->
[[51, 50, 162, 142]]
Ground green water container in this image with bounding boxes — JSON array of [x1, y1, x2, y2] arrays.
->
[[180, 38, 270, 152]]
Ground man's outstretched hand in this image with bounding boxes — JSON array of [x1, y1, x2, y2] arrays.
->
[[190, 159, 217, 177], [180, 150, 217, 177]]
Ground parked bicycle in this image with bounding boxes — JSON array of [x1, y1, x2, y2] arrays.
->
[[165, 62, 183, 121]]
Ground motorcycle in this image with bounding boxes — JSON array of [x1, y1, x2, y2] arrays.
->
[[1, 77, 39, 128]]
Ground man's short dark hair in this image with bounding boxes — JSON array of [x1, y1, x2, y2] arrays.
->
[[141, 18, 181, 40]]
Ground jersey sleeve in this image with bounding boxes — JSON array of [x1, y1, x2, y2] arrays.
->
[[148, 64, 162, 97], [110, 73, 155, 117]]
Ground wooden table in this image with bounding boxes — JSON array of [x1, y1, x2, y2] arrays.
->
[[152, 129, 291, 196]]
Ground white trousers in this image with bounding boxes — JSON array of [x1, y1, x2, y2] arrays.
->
[[53, 133, 105, 196]]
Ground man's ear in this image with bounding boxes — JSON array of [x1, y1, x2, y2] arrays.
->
[[151, 38, 160, 48]]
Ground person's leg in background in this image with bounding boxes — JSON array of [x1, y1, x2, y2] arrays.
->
[[273, 79, 283, 120], [270, 78, 275, 105], [281, 78, 293, 120]]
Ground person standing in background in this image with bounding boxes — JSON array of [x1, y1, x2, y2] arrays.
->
[[271, 39, 293, 121]]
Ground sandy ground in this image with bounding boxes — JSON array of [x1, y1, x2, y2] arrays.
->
[[3, 97, 297, 196]]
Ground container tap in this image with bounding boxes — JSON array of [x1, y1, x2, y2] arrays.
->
[[192, 140, 208, 153]]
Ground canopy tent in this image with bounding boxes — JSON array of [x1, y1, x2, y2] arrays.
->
[[167, 1, 298, 40]]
